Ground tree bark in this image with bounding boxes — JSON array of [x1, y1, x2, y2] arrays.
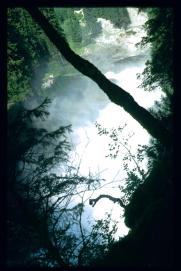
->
[[26, 8, 172, 147]]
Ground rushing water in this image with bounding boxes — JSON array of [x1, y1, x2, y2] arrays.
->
[[24, 8, 166, 239]]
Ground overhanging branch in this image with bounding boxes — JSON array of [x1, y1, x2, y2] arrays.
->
[[89, 194, 126, 208], [25, 7, 172, 147]]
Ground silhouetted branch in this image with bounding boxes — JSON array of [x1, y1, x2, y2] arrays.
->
[[89, 194, 126, 208], [119, 140, 146, 181]]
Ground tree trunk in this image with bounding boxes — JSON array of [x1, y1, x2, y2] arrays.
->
[[25, 8, 172, 147]]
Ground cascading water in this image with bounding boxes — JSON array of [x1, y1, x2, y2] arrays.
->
[[127, 8, 147, 27], [24, 8, 165, 241]]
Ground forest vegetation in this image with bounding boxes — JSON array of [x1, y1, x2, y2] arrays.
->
[[7, 7, 174, 268]]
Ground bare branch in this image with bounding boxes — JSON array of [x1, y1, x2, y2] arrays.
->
[[89, 194, 126, 208]]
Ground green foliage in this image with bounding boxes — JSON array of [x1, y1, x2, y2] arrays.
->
[[55, 8, 82, 50], [138, 8, 173, 97], [148, 95, 173, 134], [7, 7, 67, 104], [7, 7, 131, 104], [7, 8, 51, 103], [40, 8, 67, 59]]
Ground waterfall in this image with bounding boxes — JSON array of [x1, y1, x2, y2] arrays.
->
[[127, 8, 147, 28], [85, 9, 149, 64], [27, 8, 154, 241]]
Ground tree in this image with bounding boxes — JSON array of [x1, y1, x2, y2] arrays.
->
[[25, 7, 172, 147], [88, 122, 164, 210], [7, 8, 50, 103], [7, 99, 118, 267], [7, 7, 174, 268], [55, 8, 82, 49], [89, 8, 174, 267], [40, 8, 65, 60], [92, 138, 173, 267], [138, 8, 173, 99], [8, 99, 72, 267], [92, 122, 149, 205]]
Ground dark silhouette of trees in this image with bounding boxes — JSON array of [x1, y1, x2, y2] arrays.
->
[[7, 7, 174, 268], [138, 8, 173, 98], [25, 7, 172, 147], [7, 99, 73, 267], [7, 100, 118, 267], [92, 143, 173, 267], [7, 8, 51, 103]]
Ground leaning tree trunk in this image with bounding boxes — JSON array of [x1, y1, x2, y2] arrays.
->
[[26, 8, 172, 147]]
